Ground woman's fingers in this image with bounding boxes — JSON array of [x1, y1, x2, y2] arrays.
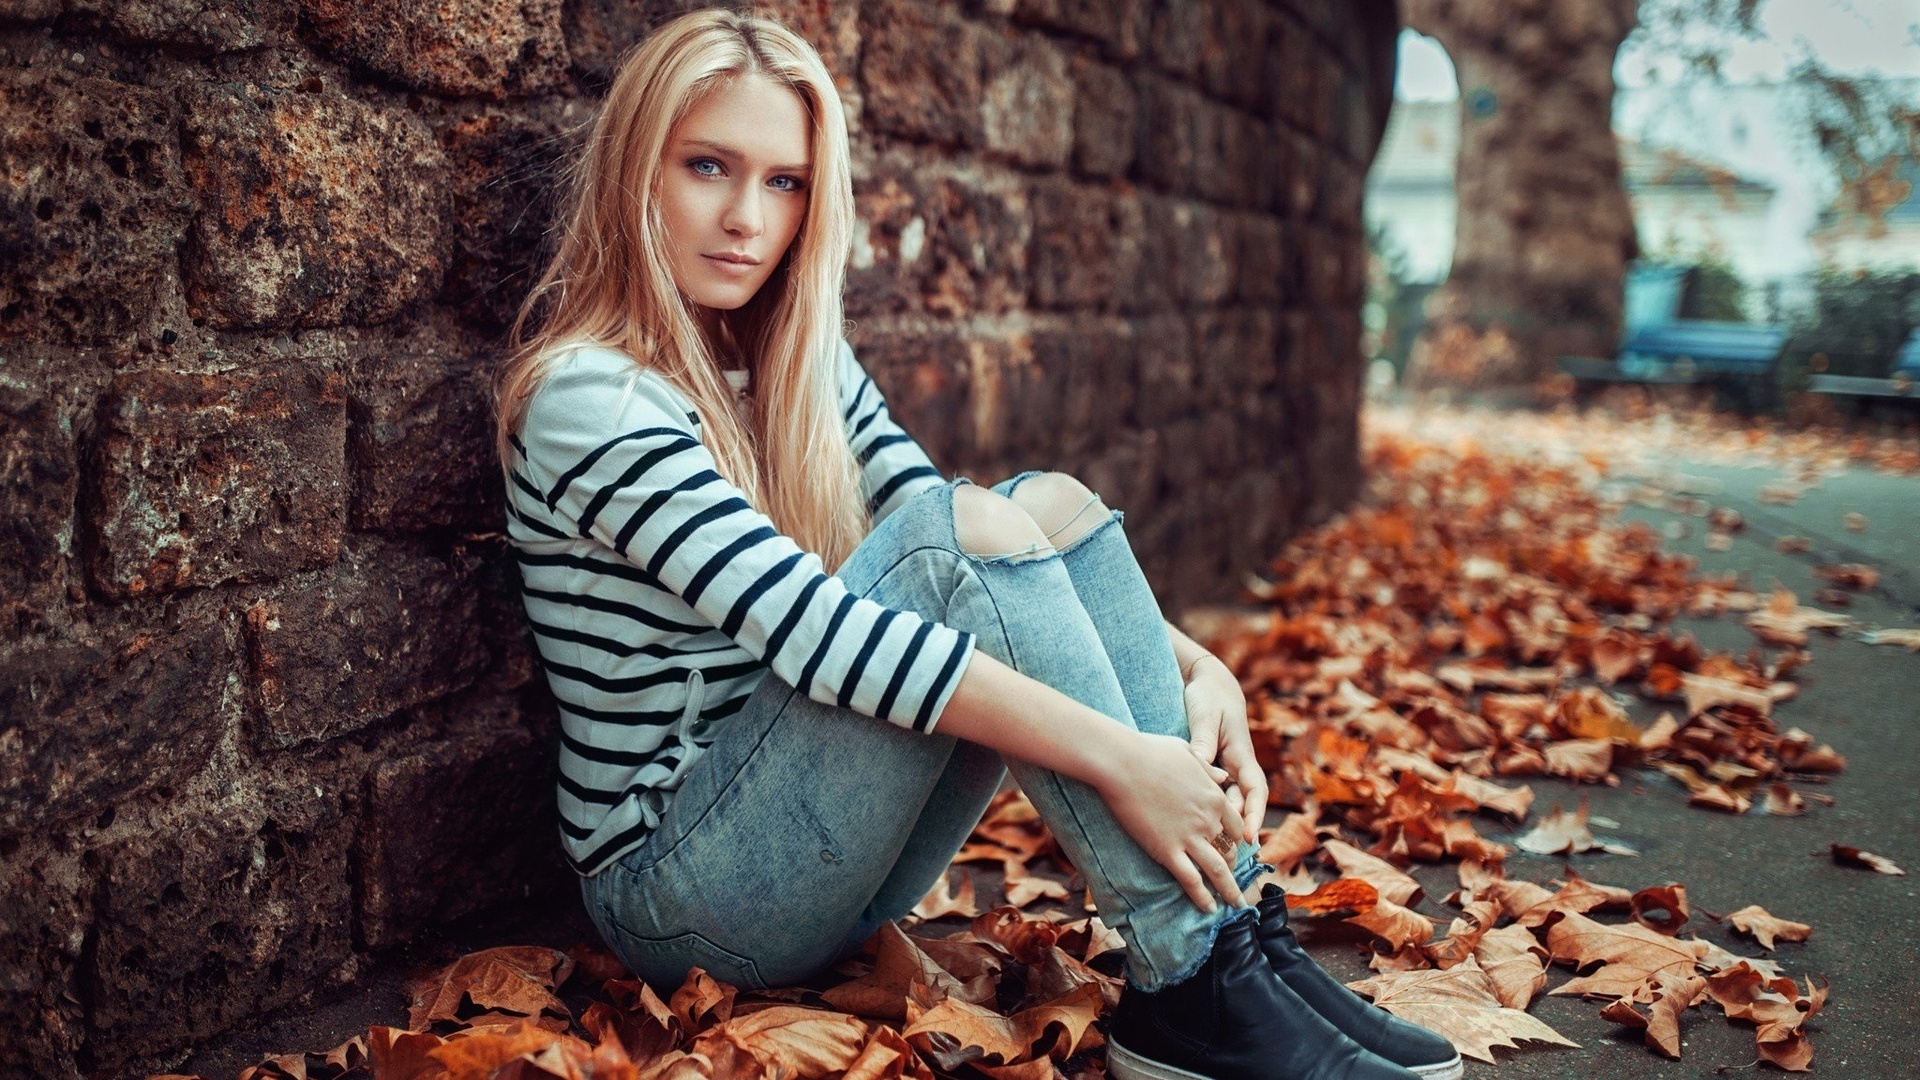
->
[[1189, 835, 1245, 911], [1166, 851, 1218, 913], [1220, 738, 1270, 842]]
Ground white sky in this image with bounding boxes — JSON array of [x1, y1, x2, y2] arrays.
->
[[1396, 0, 1920, 100]]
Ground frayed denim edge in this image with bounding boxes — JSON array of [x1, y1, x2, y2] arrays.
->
[[1130, 903, 1262, 993]]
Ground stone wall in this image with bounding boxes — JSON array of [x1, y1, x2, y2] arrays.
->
[[0, 0, 1395, 1074]]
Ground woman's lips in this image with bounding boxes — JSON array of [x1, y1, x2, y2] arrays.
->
[[703, 253, 759, 276]]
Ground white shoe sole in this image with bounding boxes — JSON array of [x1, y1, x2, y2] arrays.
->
[[1409, 1053, 1464, 1080], [1110, 1038, 1464, 1080], [1106, 1039, 1206, 1080]]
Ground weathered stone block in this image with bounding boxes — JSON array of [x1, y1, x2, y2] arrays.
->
[[1201, 0, 1267, 107], [1068, 57, 1135, 180], [1286, 129, 1323, 220], [0, 620, 229, 832], [1013, 0, 1142, 59], [1132, 314, 1195, 428], [1139, 197, 1232, 310], [1266, 11, 1317, 131], [1029, 317, 1136, 456], [85, 779, 356, 1061], [980, 32, 1073, 169], [1133, 72, 1205, 196], [0, 69, 192, 344], [845, 328, 977, 469], [1029, 178, 1143, 312], [0, 0, 61, 20], [0, 849, 90, 1080], [1233, 211, 1286, 304], [301, 0, 567, 98], [84, 363, 347, 598], [245, 537, 487, 748], [1145, 0, 1204, 77], [0, 380, 75, 635], [356, 714, 563, 948], [848, 159, 1031, 318], [181, 85, 450, 330], [349, 352, 502, 532], [437, 102, 582, 330], [859, 0, 983, 147], [62, 0, 295, 52]]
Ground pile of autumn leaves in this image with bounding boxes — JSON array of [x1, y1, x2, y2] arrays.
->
[[170, 419, 1908, 1080]]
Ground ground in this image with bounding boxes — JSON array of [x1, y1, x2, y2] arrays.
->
[[169, 400, 1920, 1080]]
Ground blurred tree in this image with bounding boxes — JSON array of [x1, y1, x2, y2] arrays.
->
[[1404, 0, 1920, 395], [1400, 0, 1640, 394]]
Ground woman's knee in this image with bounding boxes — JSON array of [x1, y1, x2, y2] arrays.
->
[[952, 483, 1053, 558], [1007, 472, 1110, 548]]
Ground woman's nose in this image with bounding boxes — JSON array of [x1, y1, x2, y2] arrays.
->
[[722, 185, 763, 237]]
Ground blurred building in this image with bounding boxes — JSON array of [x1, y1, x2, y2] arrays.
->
[[1368, 78, 1920, 314]]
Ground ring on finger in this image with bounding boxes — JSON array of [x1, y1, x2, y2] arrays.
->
[[1210, 827, 1236, 860]]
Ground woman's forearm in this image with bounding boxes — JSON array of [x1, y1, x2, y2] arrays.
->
[[931, 651, 1137, 789], [1165, 620, 1216, 680]]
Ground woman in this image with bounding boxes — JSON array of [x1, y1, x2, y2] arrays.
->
[[492, 10, 1458, 1080]]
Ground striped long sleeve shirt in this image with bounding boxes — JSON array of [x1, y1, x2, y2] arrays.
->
[[505, 339, 972, 875]]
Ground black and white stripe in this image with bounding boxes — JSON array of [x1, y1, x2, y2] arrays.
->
[[506, 341, 970, 876]]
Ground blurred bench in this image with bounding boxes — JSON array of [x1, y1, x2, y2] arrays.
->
[[1805, 328, 1920, 400], [1555, 264, 1787, 408]]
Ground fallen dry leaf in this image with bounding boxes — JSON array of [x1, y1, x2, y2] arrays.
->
[[912, 871, 981, 921], [1546, 912, 1708, 999], [1830, 844, 1905, 875], [901, 983, 1102, 1069], [1514, 799, 1638, 857], [1284, 877, 1380, 916], [1727, 905, 1812, 951], [1347, 956, 1580, 1063], [1321, 840, 1423, 907], [408, 947, 575, 1032], [1763, 783, 1807, 816], [1471, 924, 1550, 1011], [1598, 970, 1705, 1059], [1629, 884, 1689, 936], [1861, 627, 1920, 651], [1346, 895, 1438, 951]]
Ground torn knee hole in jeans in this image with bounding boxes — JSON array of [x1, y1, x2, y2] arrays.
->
[[963, 539, 1061, 566]]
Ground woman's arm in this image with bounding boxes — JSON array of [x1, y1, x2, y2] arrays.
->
[[934, 651, 1251, 913], [1166, 621, 1269, 844]]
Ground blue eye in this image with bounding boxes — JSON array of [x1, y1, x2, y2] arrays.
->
[[770, 175, 807, 193], [689, 157, 722, 176]]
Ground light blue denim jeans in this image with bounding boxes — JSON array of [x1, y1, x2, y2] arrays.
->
[[580, 475, 1261, 993]]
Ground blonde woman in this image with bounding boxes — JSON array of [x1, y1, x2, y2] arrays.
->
[[493, 10, 1457, 1080]]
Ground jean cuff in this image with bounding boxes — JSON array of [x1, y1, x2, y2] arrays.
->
[[1131, 904, 1261, 992], [1233, 843, 1271, 891]]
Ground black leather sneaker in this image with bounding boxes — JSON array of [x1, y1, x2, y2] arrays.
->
[[1106, 914, 1423, 1080], [1254, 886, 1463, 1080]]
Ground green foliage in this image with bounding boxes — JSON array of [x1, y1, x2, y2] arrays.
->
[[1779, 267, 1920, 382], [1677, 255, 1748, 322]]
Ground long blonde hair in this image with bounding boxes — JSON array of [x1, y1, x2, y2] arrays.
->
[[494, 9, 867, 569]]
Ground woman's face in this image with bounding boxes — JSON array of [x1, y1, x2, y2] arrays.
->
[[658, 73, 813, 313]]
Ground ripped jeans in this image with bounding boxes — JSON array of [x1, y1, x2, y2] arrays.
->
[[580, 475, 1261, 993]]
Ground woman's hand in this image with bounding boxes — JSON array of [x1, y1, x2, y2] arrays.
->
[[1182, 655, 1268, 845], [1095, 730, 1249, 913]]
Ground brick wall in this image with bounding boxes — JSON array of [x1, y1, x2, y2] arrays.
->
[[0, 0, 1395, 1073]]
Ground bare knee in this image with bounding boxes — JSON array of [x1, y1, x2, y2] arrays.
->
[[1007, 472, 1109, 547], [953, 484, 1053, 558]]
